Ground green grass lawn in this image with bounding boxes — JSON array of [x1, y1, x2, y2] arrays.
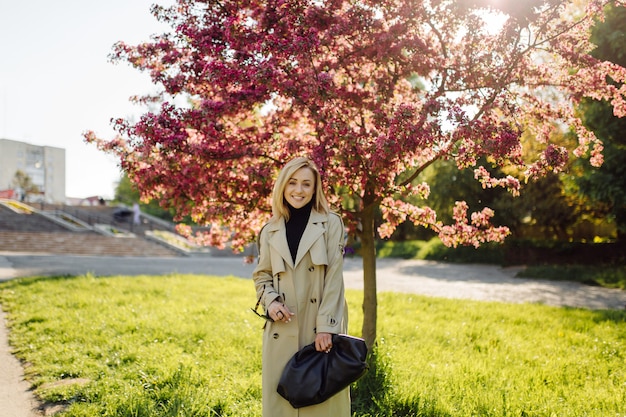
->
[[1, 273, 625, 417]]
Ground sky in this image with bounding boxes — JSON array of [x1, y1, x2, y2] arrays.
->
[[0, 0, 174, 199]]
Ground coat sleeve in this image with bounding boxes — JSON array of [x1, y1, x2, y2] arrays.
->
[[252, 224, 281, 310], [316, 213, 347, 334]]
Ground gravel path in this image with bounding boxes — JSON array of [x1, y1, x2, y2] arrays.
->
[[345, 258, 626, 310], [1, 253, 625, 416]]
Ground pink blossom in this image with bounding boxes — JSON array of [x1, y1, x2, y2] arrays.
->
[[85, 0, 621, 250]]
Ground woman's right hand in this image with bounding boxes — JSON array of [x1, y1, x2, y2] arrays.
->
[[268, 299, 294, 323]]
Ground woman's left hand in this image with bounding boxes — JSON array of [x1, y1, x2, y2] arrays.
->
[[315, 332, 333, 353]]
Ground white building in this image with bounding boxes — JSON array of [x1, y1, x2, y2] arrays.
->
[[0, 138, 66, 204]]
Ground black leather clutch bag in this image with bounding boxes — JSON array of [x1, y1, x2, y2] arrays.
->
[[277, 334, 368, 408]]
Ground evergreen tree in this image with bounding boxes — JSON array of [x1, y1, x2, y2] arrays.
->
[[578, 4, 626, 240]]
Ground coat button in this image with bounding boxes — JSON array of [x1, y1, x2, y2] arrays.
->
[[273, 333, 279, 339], [310, 298, 317, 303], [308, 266, 315, 272]]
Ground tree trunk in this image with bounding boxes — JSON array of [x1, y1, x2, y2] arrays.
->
[[360, 199, 377, 349]]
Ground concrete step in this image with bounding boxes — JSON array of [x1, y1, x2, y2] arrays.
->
[[0, 205, 69, 232], [0, 231, 180, 257]]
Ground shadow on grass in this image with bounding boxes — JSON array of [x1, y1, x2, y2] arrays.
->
[[351, 346, 451, 417], [0, 274, 82, 289], [591, 308, 626, 325]]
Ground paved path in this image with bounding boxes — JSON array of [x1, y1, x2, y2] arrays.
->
[[1, 252, 625, 416]]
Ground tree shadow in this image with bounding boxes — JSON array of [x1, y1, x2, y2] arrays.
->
[[351, 345, 452, 417], [0, 274, 84, 290]]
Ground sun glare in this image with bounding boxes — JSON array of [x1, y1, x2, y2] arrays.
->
[[477, 9, 509, 35]]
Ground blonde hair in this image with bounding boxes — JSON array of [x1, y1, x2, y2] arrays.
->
[[271, 157, 329, 221]]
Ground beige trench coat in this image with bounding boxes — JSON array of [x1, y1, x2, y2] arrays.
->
[[252, 210, 350, 417]]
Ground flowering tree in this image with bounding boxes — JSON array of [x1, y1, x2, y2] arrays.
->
[[86, 0, 626, 347]]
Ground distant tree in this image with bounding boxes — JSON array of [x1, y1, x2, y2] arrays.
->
[[421, 159, 503, 224], [422, 127, 595, 242], [513, 173, 585, 239], [11, 170, 39, 201], [577, 4, 626, 240], [493, 130, 592, 241], [86, 0, 626, 347], [114, 174, 140, 206], [115, 174, 175, 221]]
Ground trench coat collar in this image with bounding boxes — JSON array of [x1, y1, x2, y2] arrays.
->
[[266, 210, 328, 269]]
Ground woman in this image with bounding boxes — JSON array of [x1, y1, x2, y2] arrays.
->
[[252, 157, 350, 417]]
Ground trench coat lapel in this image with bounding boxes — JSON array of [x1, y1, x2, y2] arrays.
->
[[267, 217, 293, 269], [294, 210, 327, 267], [266, 210, 329, 270]]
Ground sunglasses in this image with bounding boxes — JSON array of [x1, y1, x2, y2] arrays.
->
[[250, 289, 274, 322]]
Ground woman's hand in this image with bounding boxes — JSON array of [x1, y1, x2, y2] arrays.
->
[[315, 332, 333, 353], [268, 299, 294, 323]]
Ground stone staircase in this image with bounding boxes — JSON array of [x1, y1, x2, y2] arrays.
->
[[0, 204, 69, 232], [39, 204, 176, 237], [0, 203, 181, 257], [0, 231, 179, 257]]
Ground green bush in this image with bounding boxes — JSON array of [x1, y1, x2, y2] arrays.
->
[[420, 239, 506, 264], [519, 264, 626, 290], [366, 237, 506, 264], [376, 240, 427, 259]]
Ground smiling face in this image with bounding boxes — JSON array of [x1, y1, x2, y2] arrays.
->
[[284, 167, 315, 209]]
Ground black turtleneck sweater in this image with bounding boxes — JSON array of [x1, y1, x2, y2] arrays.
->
[[286, 201, 313, 263]]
